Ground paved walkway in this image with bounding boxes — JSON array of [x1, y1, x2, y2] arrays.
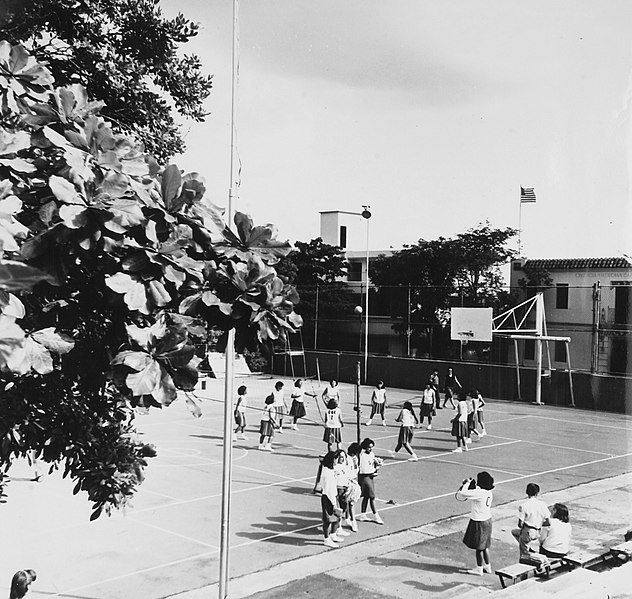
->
[[170, 473, 632, 599]]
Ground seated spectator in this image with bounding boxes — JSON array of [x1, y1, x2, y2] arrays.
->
[[539, 503, 572, 558]]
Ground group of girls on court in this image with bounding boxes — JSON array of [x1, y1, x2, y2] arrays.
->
[[319, 437, 383, 547], [451, 388, 487, 453]]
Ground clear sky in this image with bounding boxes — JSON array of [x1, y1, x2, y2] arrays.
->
[[161, 0, 632, 259]]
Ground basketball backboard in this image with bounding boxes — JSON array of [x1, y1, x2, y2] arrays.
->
[[450, 307, 493, 342]]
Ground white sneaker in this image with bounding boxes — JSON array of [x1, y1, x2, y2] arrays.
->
[[483, 564, 492, 574], [382, 420, 386, 427], [408, 455, 419, 462], [264, 444, 274, 452], [373, 513, 384, 525], [366, 420, 372, 426], [480, 430, 487, 437], [350, 520, 358, 532], [467, 567, 483, 576], [330, 533, 345, 542], [465, 438, 472, 444], [323, 537, 339, 548], [336, 528, 351, 536], [452, 448, 463, 453], [258, 444, 266, 450], [291, 424, 298, 430], [463, 445, 468, 452], [277, 428, 284, 434], [427, 424, 432, 430], [355, 513, 369, 521]]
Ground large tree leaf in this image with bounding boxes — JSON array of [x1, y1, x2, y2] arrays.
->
[[0, 260, 55, 291], [111, 350, 153, 371], [49, 175, 85, 205], [23, 336, 54, 375], [105, 273, 148, 312], [161, 165, 182, 212], [103, 198, 145, 233], [0, 315, 25, 371], [126, 359, 161, 395], [151, 365, 178, 405], [0, 130, 30, 154], [30, 328, 75, 354]]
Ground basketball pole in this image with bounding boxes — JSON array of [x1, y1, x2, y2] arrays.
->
[[219, 1, 239, 597]]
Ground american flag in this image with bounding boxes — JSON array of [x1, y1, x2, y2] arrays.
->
[[520, 186, 536, 203]]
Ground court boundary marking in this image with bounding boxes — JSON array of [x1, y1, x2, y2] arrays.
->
[[47, 451, 632, 598]]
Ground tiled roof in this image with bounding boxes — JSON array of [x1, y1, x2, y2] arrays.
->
[[522, 257, 632, 270]]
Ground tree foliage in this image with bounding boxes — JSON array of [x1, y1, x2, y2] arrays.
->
[[370, 222, 517, 355], [276, 237, 355, 318], [0, 0, 213, 162], [0, 41, 301, 518]]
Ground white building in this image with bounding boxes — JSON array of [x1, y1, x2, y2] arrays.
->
[[510, 257, 632, 374]]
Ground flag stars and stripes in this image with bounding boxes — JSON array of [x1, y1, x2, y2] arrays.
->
[[520, 186, 536, 203]]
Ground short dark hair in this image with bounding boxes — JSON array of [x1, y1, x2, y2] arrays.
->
[[237, 385, 247, 395], [477, 471, 495, 490], [347, 442, 361, 456], [552, 503, 570, 523], [526, 483, 540, 497], [265, 394, 275, 405], [322, 451, 336, 469], [360, 437, 375, 451], [275, 381, 284, 389]]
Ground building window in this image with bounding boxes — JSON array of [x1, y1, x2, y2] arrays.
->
[[339, 225, 347, 249], [554, 340, 566, 363], [524, 339, 535, 360], [613, 284, 631, 325], [556, 284, 569, 309], [347, 261, 362, 282]]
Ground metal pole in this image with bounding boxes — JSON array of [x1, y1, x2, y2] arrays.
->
[[406, 284, 411, 357], [534, 293, 544, 405], [355, 361, 361, 444], [219, 2, 239, 597], [314, 283, 319, 350], [565, 341, 576, 407], [363, 218, 370, 383], [513, 339, 522, 400]]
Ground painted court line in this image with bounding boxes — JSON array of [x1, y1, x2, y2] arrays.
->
[[128, 515, 219, 549]]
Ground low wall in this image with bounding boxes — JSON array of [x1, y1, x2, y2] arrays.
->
[[272, 350, 632, 414]]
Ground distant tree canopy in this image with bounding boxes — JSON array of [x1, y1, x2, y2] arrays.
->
[[370, 223, 517, 355], [277, 237, 355, 318], [0, 0, 212, 162]]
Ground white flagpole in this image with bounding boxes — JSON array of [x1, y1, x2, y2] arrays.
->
[[518, 187, 523, 256], [219, 1, 239, 597]]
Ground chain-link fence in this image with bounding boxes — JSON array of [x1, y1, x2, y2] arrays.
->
[[286, 283, 631, 376]]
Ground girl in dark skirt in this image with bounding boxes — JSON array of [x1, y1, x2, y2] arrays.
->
[[323, 399, 344, 452], [392, 401, 419, 461], [289, 379, 316, 430], [456, 471, 495, 576], [258, 394, 277, 452]]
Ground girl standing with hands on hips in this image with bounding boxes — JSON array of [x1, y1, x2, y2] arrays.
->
[[456, 471, 495, 576], [366, 380, 387, 426]]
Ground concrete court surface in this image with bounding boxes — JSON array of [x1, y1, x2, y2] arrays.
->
[[1, 374, 631, 598]]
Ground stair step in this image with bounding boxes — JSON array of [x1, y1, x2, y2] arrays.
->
[[434, 583, 494, 598], [597, 561, 632, 598]]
